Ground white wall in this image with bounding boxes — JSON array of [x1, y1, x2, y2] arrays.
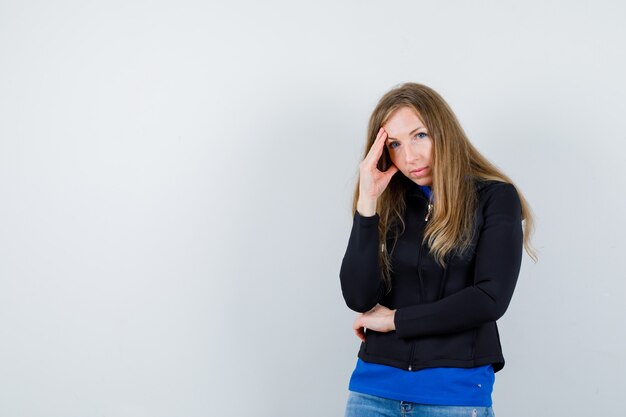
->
[[1, 1, 625, 416]]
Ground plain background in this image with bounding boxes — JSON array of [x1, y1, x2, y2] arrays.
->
[[1, 1, 625, 416]]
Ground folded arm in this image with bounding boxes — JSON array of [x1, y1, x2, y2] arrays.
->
[[394, 182, 524, 338]]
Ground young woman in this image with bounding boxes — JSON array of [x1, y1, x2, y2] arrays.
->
[[339, 82, 536, 417]]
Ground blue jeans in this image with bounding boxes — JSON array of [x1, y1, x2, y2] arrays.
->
[[344, 391, 496, 417]]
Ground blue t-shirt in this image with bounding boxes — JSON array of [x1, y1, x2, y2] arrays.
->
[[348, 185, 495, 406], [349, 359, 494, 406]]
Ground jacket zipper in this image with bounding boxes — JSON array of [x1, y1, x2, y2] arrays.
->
[[408, 229, 422, 371], [408, 193, 431, 371], [425, 202, 433, 221], [417, 193, 430, 306]]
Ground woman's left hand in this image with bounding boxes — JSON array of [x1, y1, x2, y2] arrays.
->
[[352, 303, 396, 343]]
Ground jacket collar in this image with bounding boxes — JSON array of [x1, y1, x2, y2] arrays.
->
[[406, 183, 432, 198]]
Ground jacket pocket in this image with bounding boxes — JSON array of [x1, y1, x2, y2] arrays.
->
[[364, 330, 412, 361]]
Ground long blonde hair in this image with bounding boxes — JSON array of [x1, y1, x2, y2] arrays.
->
[[351, 82, 537, 292]]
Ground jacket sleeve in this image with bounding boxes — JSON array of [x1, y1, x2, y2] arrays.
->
[[339, 211, 386, 313], [393, 182, 524, 339]]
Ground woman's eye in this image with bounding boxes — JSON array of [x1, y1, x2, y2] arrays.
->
[[415, 132, 428, 139], [389, 142, 399, 149]]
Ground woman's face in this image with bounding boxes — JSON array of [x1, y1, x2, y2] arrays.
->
[[383, 107, 434, 187]]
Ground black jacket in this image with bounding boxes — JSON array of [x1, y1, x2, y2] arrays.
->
[[339, 179, 523, 372]]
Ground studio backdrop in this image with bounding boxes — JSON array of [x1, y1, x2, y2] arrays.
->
[[1, 1, 624, 416]]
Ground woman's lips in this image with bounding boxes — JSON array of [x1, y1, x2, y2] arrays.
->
[[411, 167, 429, 175]]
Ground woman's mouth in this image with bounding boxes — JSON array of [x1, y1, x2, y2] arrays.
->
[[411, 167, 429, 175]]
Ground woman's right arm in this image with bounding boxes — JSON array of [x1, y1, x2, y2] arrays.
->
[[339, 210, 385, 313], [340, 127, 397, 312]]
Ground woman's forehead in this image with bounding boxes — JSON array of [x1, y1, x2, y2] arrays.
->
[[383, 107, 426, 137]]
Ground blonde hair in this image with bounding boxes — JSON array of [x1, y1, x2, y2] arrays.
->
[[351, 82, 537, 292]]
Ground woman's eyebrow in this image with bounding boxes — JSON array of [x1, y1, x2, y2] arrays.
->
[[386, 126, 426, 140]]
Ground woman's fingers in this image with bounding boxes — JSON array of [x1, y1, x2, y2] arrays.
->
[[357, 127, 395, 205], [384, 164, 399, 179], [354, 327, 366, 343], [363, 127, 387, 167], [353, 316, 366, 343], [358, 127, 390, 197]]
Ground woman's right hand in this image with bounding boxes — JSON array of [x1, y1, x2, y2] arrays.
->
[[357, 127, 399, 216]]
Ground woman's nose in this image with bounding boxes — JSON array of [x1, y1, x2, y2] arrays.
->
[[404, 145, 419, 162]]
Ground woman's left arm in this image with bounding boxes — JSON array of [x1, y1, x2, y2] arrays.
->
[[392, 182, 524, 339]]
